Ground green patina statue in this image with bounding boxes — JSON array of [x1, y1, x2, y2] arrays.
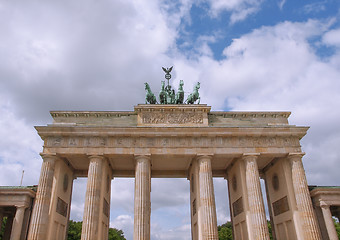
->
[[144, 67, 200, 104], [159, 81, 167, 104], [144, 82, 157, 104], [186, 82, 200, 104], [175, 80, 184, 104]]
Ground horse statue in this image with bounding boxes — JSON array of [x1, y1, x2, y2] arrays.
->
[[175, 80, 184, 104], [144, 82, 157, 104], [185, 82, 200, 104], [165, 84, 175, 104], [159, 81, 167, 104]]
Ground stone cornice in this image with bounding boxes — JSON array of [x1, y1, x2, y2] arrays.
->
[[0, 188, 36, 198], [310, 187, 340, 197], [210, 111, 291, 118], [50, 111, 135, 118], [35, 126, 309, 138], [49, 106, 293, 127]]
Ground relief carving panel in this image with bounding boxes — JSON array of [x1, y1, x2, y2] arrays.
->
[[233, 197, 244, 217], [56, 197, 68, 217], [142, 112, 203, 125], [272, 196, 289, 216], [45, 136, 301, 149]]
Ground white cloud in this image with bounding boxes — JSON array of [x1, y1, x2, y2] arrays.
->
[[0, 0, 178, 122], [111, 215, 134, 240], [0, 98, 42, 186], [323, 28, 340, 47], [303, 1, 327, 14], [205, 0, 264, 23], [278, 0, 286, 10], [151, 223, 191, 240]]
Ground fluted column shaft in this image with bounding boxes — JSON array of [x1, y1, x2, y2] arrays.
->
[[81, 155, 104, 240], [289, 154, 321, 240], [197, 155, 218, 240], [27, 154, 56, 240], [10, 206, 27, 240], [320, 202, 338, 240], [243, 154, 270, 240], [134, 155, 151, 240]]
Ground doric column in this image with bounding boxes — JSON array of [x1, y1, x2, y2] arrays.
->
[[81, 155, 104, 240], [243, 154, 270, 240], [320, 201, 338, 240], [289, 153, 321, 239], [134, 155, 151, 240], [27, 154, 56, 240], [10, 206, 27, 240], [197, 155, 218, 240]]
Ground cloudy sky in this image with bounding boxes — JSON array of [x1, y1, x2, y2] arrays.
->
[[1, 0, 340, 239]]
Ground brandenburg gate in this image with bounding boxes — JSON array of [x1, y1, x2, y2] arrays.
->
[[26, 104, 322, 240], [25, 68, 322, 240]]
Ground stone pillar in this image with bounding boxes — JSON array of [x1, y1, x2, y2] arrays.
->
[[27, 154, 56, 240], [289, 153, 321, 239], [320, 202, 338, 240], [243, 154, 270, 240], [10, 206, 27, 240], [197, 155, 218, 240], [81, 155, 104, 240], [134, 155, 151, 240]]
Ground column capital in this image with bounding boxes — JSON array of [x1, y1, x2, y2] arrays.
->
[[87, 154, 105, 160], [320, 201, 330, 209], [40, 153, 58, 162], [134, 154, 151, 161], [196, 154, 213, 161], [15, 205, 28, 210], [287, 152, 305, 161], [242, 153, 260, 162]]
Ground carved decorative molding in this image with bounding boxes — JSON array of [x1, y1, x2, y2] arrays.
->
[[141, 112, 204, 124], [45, 136, 301, 149], [135, 104, 210, 126]]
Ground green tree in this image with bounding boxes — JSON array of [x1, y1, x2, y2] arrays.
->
[[267, 220, 273, 240], [334, 218, 340, 239], [0, 217, 7, 240], [66, 220, 126, 240], [67, 220, 82, 240], [108, 227, 126, 240], [217, 221, 232, 240]]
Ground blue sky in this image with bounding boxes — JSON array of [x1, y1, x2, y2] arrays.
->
[[1, 0, 340, 239], [177, 0, 340, 60]]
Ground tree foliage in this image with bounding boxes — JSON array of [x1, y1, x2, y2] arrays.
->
[[217, 221, 273, 240], [67, 220, 82, 240], [334, 218, 340, 239], [0, 217, 7, 240], [66, 220, 126, 240], [108, 227, 126, 240], [217, 221, 233, 240], [0, 218, 126, 240]]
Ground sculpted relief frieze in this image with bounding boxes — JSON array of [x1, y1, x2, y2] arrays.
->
[[141, 112, 204, 124], [45, 136, 300, 149]]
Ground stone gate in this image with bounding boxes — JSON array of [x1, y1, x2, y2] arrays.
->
[[26, 104, 322, 240]]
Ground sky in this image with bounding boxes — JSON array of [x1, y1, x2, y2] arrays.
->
[[1, 0, 340, 239]]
